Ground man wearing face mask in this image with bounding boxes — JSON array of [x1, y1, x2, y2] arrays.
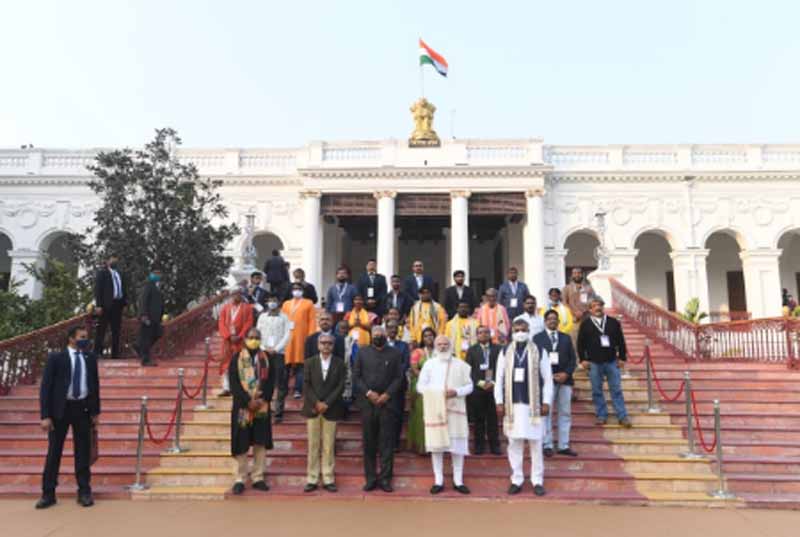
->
[[416, 335, 473, 495], [37, 326, 100, 509], [495, 319, 553, 496], [352, 325, 403, 492], [134, 268, 164, 367], [256, 293, 292, 422], [229, 327, 275, 494], [282, 282, 317, 399]]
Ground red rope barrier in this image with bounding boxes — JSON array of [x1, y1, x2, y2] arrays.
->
[[628, 347, 647, 365], [182, 358, 209, 400], [648, 352, 686, 402], [690, 390, 717, 453], [145, 391, 181, 445]]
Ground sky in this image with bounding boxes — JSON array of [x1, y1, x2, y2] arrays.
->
[[1, 0, 798, 149]]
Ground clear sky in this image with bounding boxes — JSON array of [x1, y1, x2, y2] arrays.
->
[[1, 0, 798, 148]]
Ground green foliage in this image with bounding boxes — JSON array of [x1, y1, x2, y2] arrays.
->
[[0, 280, 37, 340], [69, 128, 239, 315], [679, 297, 708, 324]]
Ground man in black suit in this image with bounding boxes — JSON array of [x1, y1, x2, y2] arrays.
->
[[534, 309, 578, 457], [403, 260, 438, 302], [352, 325, 403, 492], [245, 271, 268, 318], [93, 254, 127, 358], [385, 320, 410, 450], [135, 268, 164, 367], [301, 333, 346, 493], [37, 325, 100, 509], [356, 259, 388, 308], [466, 326, 501, 455], [382, 275, 413, 321], [443, 269, 478, 319], [293, 268, 318, 304], [304, 311, 345, 367], [263, 249, 289, 300], [577, 297, 631, 428]]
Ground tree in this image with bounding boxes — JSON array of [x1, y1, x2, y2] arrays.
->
[[70, 128, 238, 315]]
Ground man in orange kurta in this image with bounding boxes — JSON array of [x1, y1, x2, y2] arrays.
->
[[474, 288, 511, 345], [218, 289, 255, 395], [281, 282, 317, 399]]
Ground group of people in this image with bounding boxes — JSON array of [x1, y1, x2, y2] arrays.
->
[[220, 257, 632, 497]]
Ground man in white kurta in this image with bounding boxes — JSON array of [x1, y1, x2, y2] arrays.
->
[[417, 335, 474, 495], [495, 318, 553, 496]]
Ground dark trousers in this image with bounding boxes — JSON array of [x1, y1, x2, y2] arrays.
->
[[42, 400, 92, 496], [392, 380, 407, 448], [273, 355, 293, 416], [137, 322, 162, 363], [469, 391, 499, 451], [360, 403, 397, 485], [94, 299, 124, 358]]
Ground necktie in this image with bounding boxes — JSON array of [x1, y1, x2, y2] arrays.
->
[[551, 331, 557, 348], [72, 351, 83, 399], [369, 274, 375, 285]]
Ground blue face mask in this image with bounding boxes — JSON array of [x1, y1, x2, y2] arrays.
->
[[149, 273, 161, 282], [76, 338, 91, 351]]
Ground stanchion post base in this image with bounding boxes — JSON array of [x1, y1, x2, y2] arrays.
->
[[126, 483, 150, 491], [679, 451, 705, 460], [644, 406, 662, 414], [709, 490, 736, 500], [166, 446, 189, 454], [621, 372, 632, 379], [194, 404, 212, 411]]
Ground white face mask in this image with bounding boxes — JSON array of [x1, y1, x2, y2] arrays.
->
[[292, 290, 303, 299], [267, 301, 278, 310], [512, 331, 529, 343]]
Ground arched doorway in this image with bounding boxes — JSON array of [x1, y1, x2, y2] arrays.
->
[[635, 232, 676, 310], [0, 232, 12, 291], [42, 232, 79, 276], [564, 231, 600, 285], [778, 230, 800, 307], [705, 231, 746, 316], [253, 232, 285, 274]]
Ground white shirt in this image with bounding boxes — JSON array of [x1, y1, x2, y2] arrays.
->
[[256, 312, 291, 352], [415, 274, 423, 288], [320, 354, 332, 381], [67, 347, 89, 400], [110, 268, 123, 300], [456, 286, 464, 299], [514, 312, 545, 339], [546, 329, 559, 351]]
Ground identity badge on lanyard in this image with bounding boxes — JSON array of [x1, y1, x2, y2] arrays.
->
[[513, 347, 527, 383], [595, 316, 611, 347], [336, 284, 348, 313], [367, 287, 374, 298]]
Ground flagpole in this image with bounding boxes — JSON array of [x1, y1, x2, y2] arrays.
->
[[419, 61, 425, 98]]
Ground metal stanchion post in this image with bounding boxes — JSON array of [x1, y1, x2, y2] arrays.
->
[[195, 337, 211, 410], [710, 399, 736, 499], [644, 349, 661, 413], [680, 371, 703, 459], [167, 368, 188, 453], [126, 396, 149, 491]]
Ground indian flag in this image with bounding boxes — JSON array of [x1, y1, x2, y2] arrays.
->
[[419, 38, 448, 77]]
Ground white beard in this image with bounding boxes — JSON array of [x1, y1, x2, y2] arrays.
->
[[432, 350, 452, 362]]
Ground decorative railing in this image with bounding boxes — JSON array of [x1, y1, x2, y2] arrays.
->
[[708, 311, 751, 323], [0, 290, 230, 395], [611, 278, 799, 368]]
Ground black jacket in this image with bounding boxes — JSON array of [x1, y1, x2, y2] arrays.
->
[[466, 343, 501, 393], [577, 315, 628, 364], [304, 331, 346, 363], [94, 267, 127, 309], [301, 354, 347, 420], [381, 290, 414, 319], [443, 285, 478, 319], [229, 350, 276, 455], [40, 349, 100, 420], [356, 273, 388, 304], [352, 345, 403, 410], [533, 330, 577, 386], [263, 255, 289, 285], [139, 280, 164, 324], [403, 274, 438, 302]]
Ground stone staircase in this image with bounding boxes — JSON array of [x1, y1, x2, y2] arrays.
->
[[2, 314, 799, 507]]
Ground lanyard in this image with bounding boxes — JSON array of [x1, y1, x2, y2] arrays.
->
[[337, 283, 349, 301], [592, 315, 607, 334], [514, 346, 528, 367]]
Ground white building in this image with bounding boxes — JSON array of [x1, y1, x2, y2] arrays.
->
[[2, 139, 800, 319]]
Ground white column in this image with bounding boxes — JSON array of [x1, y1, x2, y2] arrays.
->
[[607, 249, 639, 291], [450, 190, 470, 281], [8, 248, 44, 298], [544, 248, 568, 294], [740, 249, 783, 318], [670, 249, 710, 316], [300, 190, 322, 291], [523, 189, 546, 301], [374, 191, 396, 277]]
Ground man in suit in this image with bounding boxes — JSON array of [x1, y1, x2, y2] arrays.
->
[[352, 325, 403, 492], [577, 297, 631, 428], [382, 275, 413, 321], [135, 268, 164, 367], [534, 309, 578, 457], [325, 266, 358, 323], [293, 268, 318, 304], [385, 320, 410, 450], [356, 259, 388, 308], [497, 266, 529, 320], [466, 326, 501, 455], [245, 271, 268, 318], [263, 249, 290, 300], [403, 260, 438, 302], [443, 269, 478, 319], [302, 333, 346, 493], [304, 311, 346, 373], [37, 325, 100, 509], [93, 254, 127, 359]]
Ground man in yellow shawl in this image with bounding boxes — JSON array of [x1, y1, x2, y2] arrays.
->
[[281, 282, 317, 400], [445, 301, 479, 360], [408, 286, 447, 343]]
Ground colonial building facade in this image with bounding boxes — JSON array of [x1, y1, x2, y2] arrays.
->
[[1, 139, 799, 319]]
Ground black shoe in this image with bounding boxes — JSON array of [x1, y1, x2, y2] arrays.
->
[[543, 447, 554, 458], [303, 483, 318, 493], [558, 448, 579, 457], [35, 496, 56, 509], [490, 446, 502, 456], [453, 484, 471, 495], [323, 483, 338, 493], [77, 493, 94, 507], [219, 390, 231, 397], [474, 446, 485, 456], [534, 484, 546, 496], [293, 391, 302, 400], [274, 414, 283, 424], [363, 481, 377, 492], [379, 481, 394, 493], [252, 480, 269, 491], [141, 360, 158, 367], [232, 482, 245, 495], [508, 484, 522, 495], [430, 484, 444, 495]]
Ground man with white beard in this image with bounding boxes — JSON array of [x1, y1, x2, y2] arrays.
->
[[495, 318, 553, 496], [416, 335, 474, 495]]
